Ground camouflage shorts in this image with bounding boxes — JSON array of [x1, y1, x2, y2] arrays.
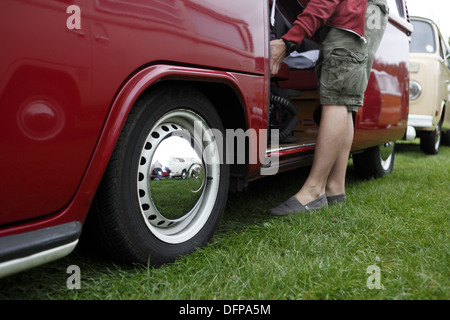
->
[[316, 0, 389, 112]]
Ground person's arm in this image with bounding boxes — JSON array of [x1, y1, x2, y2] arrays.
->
[[282, 0, 341, 45]]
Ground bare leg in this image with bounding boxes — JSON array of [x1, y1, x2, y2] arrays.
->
[[325, 111, 354, 197], [294, 105, 352, 205]]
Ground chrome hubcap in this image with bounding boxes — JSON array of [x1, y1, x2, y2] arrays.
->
[[137, 110, 220, 244], [148, 130, 206, 221]]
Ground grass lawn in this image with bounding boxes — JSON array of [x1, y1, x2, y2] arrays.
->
[[0, 140, 448, 300]]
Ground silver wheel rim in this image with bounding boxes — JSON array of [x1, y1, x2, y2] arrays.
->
[[137, 109, 221, 244], [379, 142, 394, 171], [434, 123, 441, 151]]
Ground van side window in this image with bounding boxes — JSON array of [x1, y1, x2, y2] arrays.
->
[[410, 20, 436, 53]]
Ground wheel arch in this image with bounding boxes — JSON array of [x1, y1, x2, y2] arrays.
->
[[88, 64, 250, 209]]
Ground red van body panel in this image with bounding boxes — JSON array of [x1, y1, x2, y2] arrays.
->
[[0, 0, 412, 274]]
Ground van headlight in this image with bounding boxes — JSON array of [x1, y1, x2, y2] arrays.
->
[[409, 81, 422, 100]]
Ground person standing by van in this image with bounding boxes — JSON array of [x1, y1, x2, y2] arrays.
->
[[268, 0, 389, 215]]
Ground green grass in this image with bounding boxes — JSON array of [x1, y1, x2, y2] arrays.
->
[[0, 140, 448, 300]]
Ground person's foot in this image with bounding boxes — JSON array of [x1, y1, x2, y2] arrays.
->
[[268, 194, 328, 216], [326, 194, 346, 205]]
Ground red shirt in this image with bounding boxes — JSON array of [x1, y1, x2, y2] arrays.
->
[[282, 0, 368, 45]]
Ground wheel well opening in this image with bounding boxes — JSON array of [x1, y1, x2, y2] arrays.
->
[[142, 80, 250, 190]]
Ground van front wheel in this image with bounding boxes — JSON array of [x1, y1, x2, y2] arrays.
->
[[353, 142, 395, 179], [86, 85, 229, 266], [420, 122, 441, 154]]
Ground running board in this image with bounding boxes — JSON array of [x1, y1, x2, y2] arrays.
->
[[0, 221, 82, 278]]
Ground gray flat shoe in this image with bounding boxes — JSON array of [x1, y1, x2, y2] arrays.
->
[[268, 194, 328, 216], [326, 194, 346, 205]]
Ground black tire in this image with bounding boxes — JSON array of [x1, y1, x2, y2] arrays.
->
[[85, 85, 229, 266], [420, 122, 442, 154], [353, 142, 395, 179]]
